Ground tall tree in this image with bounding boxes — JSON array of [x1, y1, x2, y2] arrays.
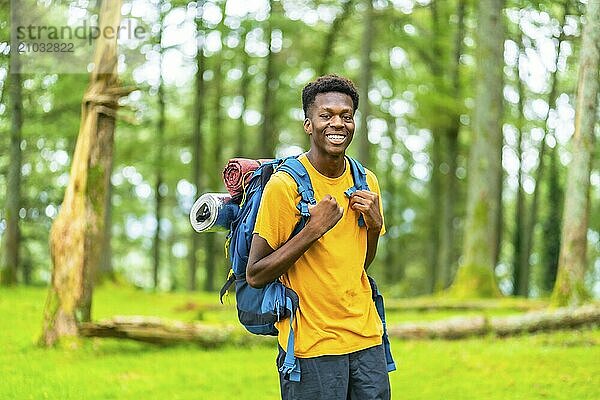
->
[[436, 0, 466, 290], [551, 0, 600, 307], [512, 12, 527, 296], [427, 0, 444, 294], [188, 8, 207, 292], [153, 5, 167, 290], [317, 0, 355, 76], [426, 0, 467, 292], [515, 1, 570, 297], [260, 0, 277, 157], [1, 3, 23, 286], [450, 0, 504, 298], [203, 60, 224, 292], [383, 114, 402, 283], [357, 0, 374, 166], [40, 1, 128, 345], [203, 0, 227, 292], [236, 22, 251, 157], [541, 136, 563, 294]]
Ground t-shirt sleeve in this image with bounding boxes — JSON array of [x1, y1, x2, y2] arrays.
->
[[253, 173, 300, 250], [366, 170, 386, 236]]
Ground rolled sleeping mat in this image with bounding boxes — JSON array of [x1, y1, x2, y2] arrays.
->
[[189, 193, 240, 233]]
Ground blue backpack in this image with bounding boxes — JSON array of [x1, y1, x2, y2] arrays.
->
[[219, 155, 396, 382]]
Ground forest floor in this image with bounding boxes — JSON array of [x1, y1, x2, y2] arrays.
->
[[1, 285, 599, 400]]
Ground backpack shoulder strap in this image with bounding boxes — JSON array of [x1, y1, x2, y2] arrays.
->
[[344, 156, 370, 227], [276, 157, 317, 216], [345, 156, 370, 194]]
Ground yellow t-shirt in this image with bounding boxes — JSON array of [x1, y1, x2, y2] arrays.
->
[[253, 154, 384, 358]]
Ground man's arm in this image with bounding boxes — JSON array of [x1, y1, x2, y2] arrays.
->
[[349, 190, 383, 270], [246, 194, 343, 288], [364, 228, 381, 270]]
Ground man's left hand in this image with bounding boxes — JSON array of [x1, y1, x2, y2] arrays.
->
[[349, 190, 382, 232]]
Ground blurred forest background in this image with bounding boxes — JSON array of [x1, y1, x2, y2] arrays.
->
[[1, 0, 599, 305]]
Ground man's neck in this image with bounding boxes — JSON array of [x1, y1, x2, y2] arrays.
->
[[306, 150, 346, 178]]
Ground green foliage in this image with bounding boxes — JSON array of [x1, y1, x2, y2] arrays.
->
[[0, 0, 597, 300]]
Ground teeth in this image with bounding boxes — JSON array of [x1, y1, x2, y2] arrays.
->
[[327, 135, 345, 140]]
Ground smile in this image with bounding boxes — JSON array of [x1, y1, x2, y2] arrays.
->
[[325, 134, 346, 145]]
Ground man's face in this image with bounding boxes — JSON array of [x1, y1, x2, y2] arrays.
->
[[304, 92, 355, 157]]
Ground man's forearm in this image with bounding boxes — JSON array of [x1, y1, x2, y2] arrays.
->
[[364, 228, 381, 270], [246, 227, 321, 288]]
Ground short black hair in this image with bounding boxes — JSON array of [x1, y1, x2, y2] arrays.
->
[[302, 74, 359, 118]]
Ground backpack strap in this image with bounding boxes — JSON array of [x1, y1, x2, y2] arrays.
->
[[368, 276, 396, 372], [344, 156, 370, 227], [261, 282, 301, 382], [276, 157, 317, 236]]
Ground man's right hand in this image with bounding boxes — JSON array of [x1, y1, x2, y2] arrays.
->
[[306, 194, 343, 238]]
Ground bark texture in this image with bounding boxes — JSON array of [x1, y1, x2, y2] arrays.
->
[[40, 1, 130, 346], [450, 0, 504, 298], [551, 0, 600, 307]]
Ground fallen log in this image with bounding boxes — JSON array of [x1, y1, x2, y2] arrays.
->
[[388, 305, 600, 340], [79, 306, 600, 345], [491, 305, 600, 337], [384, 298, 547, 312], [79, 316, 273, 347]]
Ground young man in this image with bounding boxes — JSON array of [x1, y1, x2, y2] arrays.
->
[[246, 75, 390, 400]]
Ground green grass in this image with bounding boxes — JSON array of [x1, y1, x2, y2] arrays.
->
[[1, 286, 599, 399]]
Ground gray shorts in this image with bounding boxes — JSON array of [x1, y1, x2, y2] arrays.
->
[[277, 344, 391, 400]]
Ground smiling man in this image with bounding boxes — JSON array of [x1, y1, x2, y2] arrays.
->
[[246, 75, 390, 400]]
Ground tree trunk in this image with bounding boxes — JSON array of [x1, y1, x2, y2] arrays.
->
[[429, 131, 442, 293], [542, 143, 562, 294], [188, 26, 206, 292], [40, 0, 128, 346], [512, 26, 527, 297], [260, 0, 276, 157], [551, 0, 600, 307], [384, 297, 546, 312], [388, 305, 600, 340], [358, 0, 374, 166], [450, 0, 504, 298], [440, 0, 466, 290], [79, 305, 600, 344], [79, 316, 270, 346], [383, 115, 399, 283], [1, 7, 23, 286], [97, 172, 115, 283], [204, 5, 227, 292], [153, 75, 166, 290], [317, 0, 355, 76], [521, 1, 569, 297], [426, 0, 445, 294], [431, 0, 465, 292], [236, 26, 250, 157]]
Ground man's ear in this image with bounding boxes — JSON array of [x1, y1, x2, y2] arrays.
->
[[303, 118, 312, 135]]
